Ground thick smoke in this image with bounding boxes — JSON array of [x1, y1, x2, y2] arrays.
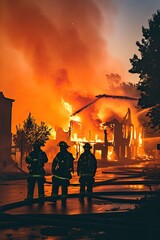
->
[[0, 0, 138, 160]]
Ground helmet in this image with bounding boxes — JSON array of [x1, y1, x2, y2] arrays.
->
[[33, 140, 41, 147], [58, 141, 69, 148], [83, 143, 92, 149]]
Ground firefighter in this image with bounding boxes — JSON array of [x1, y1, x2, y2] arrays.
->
[[77, 143, 97, 202], [25, 140, 48, 203], [51, 141, 74, 206]]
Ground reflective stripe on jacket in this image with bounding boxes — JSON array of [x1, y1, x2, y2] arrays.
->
[[80, 173, 94, 177], [53, 174, 70, 181], [29, 174, 43, 177]]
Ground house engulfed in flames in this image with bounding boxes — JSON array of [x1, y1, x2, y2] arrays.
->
[[70, 108, 143, 161], [93, 108, 143, 161], [1, 92, 158, 167], [51, 98, 145, 162]]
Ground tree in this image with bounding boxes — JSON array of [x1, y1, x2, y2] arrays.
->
[[129, 10, 160, 132], [13, 113, 52, 165], [106, 73, 139, 98]]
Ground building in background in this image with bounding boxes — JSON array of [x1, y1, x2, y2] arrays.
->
[[0, 92, 14, 169]]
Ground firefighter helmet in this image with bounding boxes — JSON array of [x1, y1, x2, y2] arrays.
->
[[83, 143, 92, 149], [33, 140, 41, 146], [58, 141, 69, 148]]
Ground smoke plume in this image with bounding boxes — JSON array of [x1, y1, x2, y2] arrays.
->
[[0, 0, 138, 159]]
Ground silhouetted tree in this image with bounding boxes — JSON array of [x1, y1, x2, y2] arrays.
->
[[106, 73, 139, 98], [13, 113, 52, 164], [129, 10, 160, 132], [120, 82, 139, 98]]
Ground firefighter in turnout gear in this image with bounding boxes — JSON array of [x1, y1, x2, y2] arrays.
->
[[77, 143, 97, 202], [51, 141, 74, 206], [25, 140, 48, 203]]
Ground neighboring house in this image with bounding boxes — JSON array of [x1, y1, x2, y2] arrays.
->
[[0, 92, 14, 169]]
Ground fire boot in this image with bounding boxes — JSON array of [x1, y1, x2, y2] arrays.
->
[[61, 196, 67, 207], [51, 193, 57, 205]]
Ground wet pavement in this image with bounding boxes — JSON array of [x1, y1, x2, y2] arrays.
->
[[1, 161, 160, 239]]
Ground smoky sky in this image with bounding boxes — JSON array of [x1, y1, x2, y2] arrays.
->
[[0, 0, 134, 133]]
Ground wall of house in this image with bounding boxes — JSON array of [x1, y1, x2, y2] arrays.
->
[[0, 92, 14, 169]]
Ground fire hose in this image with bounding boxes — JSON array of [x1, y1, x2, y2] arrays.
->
[[0, 195, 160, 236]]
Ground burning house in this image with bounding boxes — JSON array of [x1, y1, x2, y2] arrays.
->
[[49, 96, 144, 162], [101, 108, 143, 161], [0, 92, 14, 169], [69, 108, 143, 161]]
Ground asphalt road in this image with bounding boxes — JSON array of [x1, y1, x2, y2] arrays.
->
[[1, 161, 160, 240]]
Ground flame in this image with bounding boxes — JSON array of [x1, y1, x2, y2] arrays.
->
[[62, 99, 72, 115], [62, 98, 81, 122], [71, 133, 87, 143], [138, 132, 143, 147], [108, 147, 114, 160], [48, 126, 56, 140], [95, 134, 103, 142], [71, 115, 81, 122]]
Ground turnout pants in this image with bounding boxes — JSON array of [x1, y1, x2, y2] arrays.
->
[[51, 177, 69, 203], [79, 176, 94, 199], [27, 176, 45, 199]]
